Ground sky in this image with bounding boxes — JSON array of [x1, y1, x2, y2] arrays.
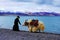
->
[[0, 0, 60, 13]]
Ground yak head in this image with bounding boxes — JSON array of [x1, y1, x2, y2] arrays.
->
[[23, 20, 29, 26]]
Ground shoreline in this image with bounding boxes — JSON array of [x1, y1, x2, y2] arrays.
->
[[0, 28, 60, 40]]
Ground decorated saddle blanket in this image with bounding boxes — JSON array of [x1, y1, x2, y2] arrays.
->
[[30, 19, 38, 27]]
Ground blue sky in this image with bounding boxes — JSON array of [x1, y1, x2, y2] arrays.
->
[[0, 0, 60, 13], [13, 0, 52, 4]]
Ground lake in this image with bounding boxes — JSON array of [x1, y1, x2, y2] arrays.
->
[[0, 16, 60, 34]]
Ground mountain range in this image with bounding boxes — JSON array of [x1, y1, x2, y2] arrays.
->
[[0, 11, 60, 16]]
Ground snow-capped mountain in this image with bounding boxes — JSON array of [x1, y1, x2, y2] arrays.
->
[[0, 11, 60, 16]]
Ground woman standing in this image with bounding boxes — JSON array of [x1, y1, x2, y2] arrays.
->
[[13, 16, 21, 31]]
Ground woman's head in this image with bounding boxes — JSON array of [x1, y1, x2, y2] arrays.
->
[[17, 16, 20, 18]]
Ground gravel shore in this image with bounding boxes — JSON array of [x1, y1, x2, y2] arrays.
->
[[0, 28, 60, 40]]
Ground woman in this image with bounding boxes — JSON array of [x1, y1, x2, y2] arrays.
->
[[13, 16, 21, 31]]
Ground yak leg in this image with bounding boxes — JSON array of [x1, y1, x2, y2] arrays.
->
[[31, 26, 34, 32], [37, 28, 40, 32], [32, 27, 37, 32], [29, 26, 33, 32], [39, 29, 40, 32], [31, 27, 32, 32]]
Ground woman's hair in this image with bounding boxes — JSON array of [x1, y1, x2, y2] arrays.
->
[[17, 16, 20, 18]]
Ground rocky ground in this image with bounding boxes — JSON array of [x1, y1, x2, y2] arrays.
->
[[0, 28, 60, 40]]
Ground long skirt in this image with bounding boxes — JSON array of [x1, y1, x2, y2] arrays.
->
[[13, 25, 19, 31]]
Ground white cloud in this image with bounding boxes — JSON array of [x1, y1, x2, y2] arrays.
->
[[0, 0, 12, 2], [0, 0, 60, 13], [53, 0, 60, 6]]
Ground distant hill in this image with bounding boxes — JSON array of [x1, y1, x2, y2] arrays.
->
[[0, 12, 28, 16], [31, 12, 60, 16], [0, 11, 60, 16]]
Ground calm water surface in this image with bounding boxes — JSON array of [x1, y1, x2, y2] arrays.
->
[[0, 16, 60, 34]]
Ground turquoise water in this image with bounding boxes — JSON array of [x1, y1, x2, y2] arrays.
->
[[0, 16, 60, 34]]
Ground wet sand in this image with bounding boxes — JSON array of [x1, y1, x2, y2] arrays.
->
[[0, 28, 60, 40]]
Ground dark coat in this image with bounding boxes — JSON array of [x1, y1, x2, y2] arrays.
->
[[13, 18, 20, 31]]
